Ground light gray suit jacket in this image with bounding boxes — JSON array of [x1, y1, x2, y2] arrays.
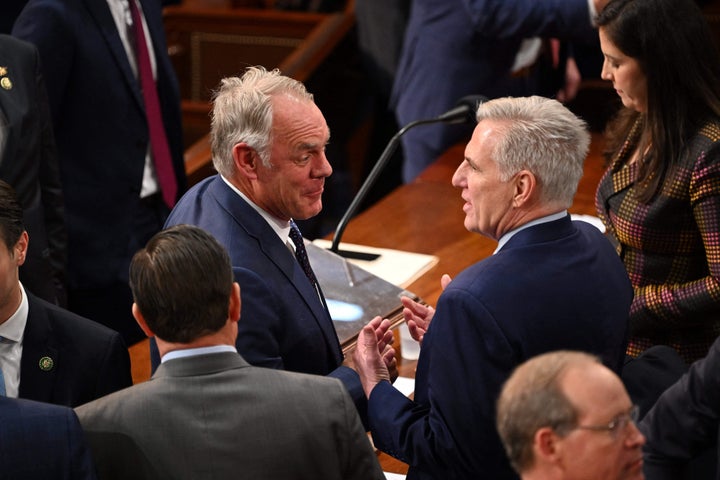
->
[[75, 352, 384, 480]]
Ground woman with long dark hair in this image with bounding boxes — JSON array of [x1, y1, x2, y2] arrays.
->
[[596, 0, 720, 363]]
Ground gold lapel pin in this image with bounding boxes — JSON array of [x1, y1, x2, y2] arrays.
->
[[38, 356, 54, 371], [0, 67, 7, 76], [1, 78, 12, 91]]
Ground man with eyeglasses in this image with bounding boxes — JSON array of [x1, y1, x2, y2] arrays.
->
[[497, 350, 646, 480]]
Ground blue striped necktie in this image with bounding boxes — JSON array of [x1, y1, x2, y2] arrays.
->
[[289, 221, 318, 287]]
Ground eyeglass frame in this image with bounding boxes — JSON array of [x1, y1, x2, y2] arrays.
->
[[571, 404, 640, 438]]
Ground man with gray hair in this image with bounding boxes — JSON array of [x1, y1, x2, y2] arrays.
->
[[497, 350, 645, 480], [157, 66, 393, 423], [352, 96, 633, 479]]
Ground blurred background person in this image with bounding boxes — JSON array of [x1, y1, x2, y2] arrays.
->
[[595, 0, 720, 364], [392, 0, 610, 183], [0, 34, 66, 306], [13, 0, 187, 345], [497, 351, 646, 480]]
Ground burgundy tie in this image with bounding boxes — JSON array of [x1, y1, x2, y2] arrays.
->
[[128, 0, 177, 208]]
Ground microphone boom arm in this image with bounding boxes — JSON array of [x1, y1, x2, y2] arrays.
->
[[329, 117, 449, 256]]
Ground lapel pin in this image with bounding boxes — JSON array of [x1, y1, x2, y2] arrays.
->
[[0, 77, 11, 91], [0, 67, 7, 76], [38, 356, 54, 371]]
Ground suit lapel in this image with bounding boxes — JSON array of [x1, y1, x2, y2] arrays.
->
[[19, 295, 59, 403], [208, 178, 341, 359], [83, 0, 144, 111]]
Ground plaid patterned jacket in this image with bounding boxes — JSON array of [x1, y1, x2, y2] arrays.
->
[[596, 119, 720, 363]]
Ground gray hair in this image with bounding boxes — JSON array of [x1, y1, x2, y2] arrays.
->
[[496, 351, 600, 474], [476, 96, 590, 208], [210, 66, 314, 177]]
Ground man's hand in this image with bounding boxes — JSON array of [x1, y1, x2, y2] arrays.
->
[[556, 56, 581, 104], [401, 274, 452, 345], [352, 316, 394, 397]]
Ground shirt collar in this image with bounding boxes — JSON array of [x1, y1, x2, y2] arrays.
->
[[220, 175, 292, 244], [0, 283, 28, 344], [161, 345, 237, 363], [494, 210, 568, 254]]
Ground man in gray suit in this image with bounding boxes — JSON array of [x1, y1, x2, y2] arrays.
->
[[75, 225, 384, 480]]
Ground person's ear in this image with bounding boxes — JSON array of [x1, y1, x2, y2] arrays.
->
[[132, 303, 154, 338], [534, 427, 562, 463], [512, 170, 536, 207], [228, 282, 241, 323], [12, 231, 29, 267], [232, 143, 260, 180]]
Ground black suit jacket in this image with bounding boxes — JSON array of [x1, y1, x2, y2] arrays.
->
[[13, 0, 186, 289], [0, 34, 66, 304], [19, 292, 133, 407], [640, 337, 720, 479]]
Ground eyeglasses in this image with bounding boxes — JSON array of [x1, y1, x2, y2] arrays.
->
[[574, 405, 640, 438]]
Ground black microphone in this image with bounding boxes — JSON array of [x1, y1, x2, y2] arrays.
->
[[436, 95, 489, 123], [329, 95, 488, 260]]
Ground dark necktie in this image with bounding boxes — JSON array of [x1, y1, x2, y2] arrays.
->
[[128, 0, 177, 208], [289, 221, 318, 287]]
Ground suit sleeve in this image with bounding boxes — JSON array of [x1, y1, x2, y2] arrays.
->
[[94, 332, 132, 397], [367, 287, 516, 478], [33, 43, 67, 304], [332, 380, 385, 480], [329, 365, 369, 429], [640, 337, 720, 477], [461, 0, 597, 44], [65, 407, 99, 480]]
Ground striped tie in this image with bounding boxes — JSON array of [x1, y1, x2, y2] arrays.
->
[[289, 221, 318, 287]]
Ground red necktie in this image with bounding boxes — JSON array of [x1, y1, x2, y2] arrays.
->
[[128, 0, 177, 208]]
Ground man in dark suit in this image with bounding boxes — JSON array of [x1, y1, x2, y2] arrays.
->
[[76, 224, 385, 480], [353, 96, 634, 479], [0, 396, 97, 479], [12, 0, 187, 345], [0, 180, 132, 407], [0, 34, 66, 306], [159, 67, 393, 422], [393, 0, 610, 182]]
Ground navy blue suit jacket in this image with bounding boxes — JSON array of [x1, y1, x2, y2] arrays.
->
[[12, 0, 186, 289], [19, 292, 133, 408], [392, 0, 599, 181], [158, 176, 365, 413], [368, 216, 633, 480], [0, 396, 96, 479]]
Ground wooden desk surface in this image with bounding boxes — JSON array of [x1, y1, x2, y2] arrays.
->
[[128, 132, 607, 475]]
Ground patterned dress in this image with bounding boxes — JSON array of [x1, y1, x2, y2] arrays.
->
[[596, 118, 720, 363]]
